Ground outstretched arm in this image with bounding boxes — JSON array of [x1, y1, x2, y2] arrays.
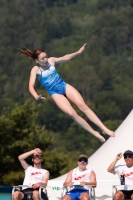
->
[[19, 148, 42, 170], [29, 66, 45, 100], [107, 153, 122, 174], [49, 43, 87, 64]]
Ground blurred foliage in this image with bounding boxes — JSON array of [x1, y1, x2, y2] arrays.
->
[[0, 100, 74, 184], [0, 0, 133, 185]]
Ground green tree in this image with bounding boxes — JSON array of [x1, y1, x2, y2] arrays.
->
[[0, 100, 70, 185]]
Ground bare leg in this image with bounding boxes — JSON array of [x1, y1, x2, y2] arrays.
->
[[32, 190, 40, 200], [80, 192, 90, 200], [66, 84, 115, 137], [114, 191, 124, 200], [52, 94, 105, 142], [62, 194, 72, 200], [13, 191, 24, 200]]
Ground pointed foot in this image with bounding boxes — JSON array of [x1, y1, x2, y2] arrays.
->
[[95, 132, 106, 142], [102, 130, 115, 137]]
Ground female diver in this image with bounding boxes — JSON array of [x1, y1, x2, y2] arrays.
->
[[20, 43, 115, 142]]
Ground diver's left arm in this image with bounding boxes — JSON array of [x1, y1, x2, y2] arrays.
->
[[49, 43, 87, 64]]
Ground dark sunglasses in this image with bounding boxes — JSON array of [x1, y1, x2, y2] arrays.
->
[[124, 155, 133, 159], [78, 158, 88, 162], [33, 155, 43, 160]]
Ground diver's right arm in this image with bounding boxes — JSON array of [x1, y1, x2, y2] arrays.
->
[[29, 66, 45, 100]]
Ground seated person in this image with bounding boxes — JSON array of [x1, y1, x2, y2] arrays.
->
[[13, 148, 49, 200], [107, 150, 133, 200], [62, 154, 97, 200]]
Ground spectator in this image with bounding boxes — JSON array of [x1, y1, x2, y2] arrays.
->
[[13, 148, 49, 200], [62, 154, 96, 200], [107, 150, 133, 200]]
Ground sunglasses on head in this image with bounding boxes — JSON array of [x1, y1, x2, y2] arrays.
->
[[33, 155, 43, 159], [124, 155, 133, 159], [78, 158, 88, 162]]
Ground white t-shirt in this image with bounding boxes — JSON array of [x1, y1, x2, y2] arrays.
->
[[114, 164, 133, 190], [72, 167, 92, 190], [23, 165, 49, 188]]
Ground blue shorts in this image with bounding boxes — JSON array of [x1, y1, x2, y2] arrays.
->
[[66, 188, 89, 200]]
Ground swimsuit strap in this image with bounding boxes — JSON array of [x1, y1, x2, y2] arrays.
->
[[38, 66, 43, 72], [47, 62, 53, 69], [38, 63, 52, 71], [38, 66, 43, 82]]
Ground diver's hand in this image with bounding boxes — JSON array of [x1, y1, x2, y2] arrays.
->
[[36, 94, 46, 100], [78, 43, 87, 54]]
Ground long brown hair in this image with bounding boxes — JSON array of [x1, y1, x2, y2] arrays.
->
[[19, 48, 45, 60]]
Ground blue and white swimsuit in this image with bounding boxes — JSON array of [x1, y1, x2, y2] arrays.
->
[[38, 63, 67, 96]]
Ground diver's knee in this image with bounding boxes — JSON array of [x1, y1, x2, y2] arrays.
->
[[67, 111, 78, 119], [78, 102, 88, 112]]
